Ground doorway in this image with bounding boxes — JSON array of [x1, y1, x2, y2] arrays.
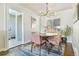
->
[[7, 9, 24, 48]]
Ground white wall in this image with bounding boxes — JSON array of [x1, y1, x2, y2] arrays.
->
[[40, 16, 48, 32], [0, 4, 6, 51], [57, 9, 74, 29], [72, 4, 79, 56], [73, 21, 79, 55], [21, 5, 40, 43]]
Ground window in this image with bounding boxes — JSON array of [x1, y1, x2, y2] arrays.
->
[[53, 18, 60, 26]]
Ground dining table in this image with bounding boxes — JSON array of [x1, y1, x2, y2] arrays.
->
[[40, 32, 58, 41]]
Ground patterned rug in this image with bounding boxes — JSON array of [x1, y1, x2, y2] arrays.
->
[[16, 44, 65, 56]]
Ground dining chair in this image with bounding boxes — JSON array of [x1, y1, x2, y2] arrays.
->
[[47, 35, 62, 55], [31, 32, 46, 55]]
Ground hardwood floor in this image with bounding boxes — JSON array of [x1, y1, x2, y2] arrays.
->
[[64, 43, 74, 56]]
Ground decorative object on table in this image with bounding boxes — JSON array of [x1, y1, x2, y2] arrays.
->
[[62, 25, 72, 44]]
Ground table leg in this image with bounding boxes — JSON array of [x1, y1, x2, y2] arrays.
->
[[39, 45, 41, 56]]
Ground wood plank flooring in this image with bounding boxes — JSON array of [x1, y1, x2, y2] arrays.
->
[[64, 43, 74, 56]]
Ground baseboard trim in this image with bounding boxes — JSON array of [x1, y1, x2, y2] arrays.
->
[[0, 41, 31, 52], [72, 45, 79, 56], [22, 41, 31, 45], [0, 48, 9, 56], [0, 48, 8, 52], [8, 41, 31, 50]]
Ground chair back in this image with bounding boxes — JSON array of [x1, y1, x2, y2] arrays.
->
[[32, 32, 40, 44], [48, 35, 61, 45], [53, 35, 61, 45]]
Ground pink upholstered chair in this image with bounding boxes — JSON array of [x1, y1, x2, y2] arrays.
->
[[47, 35, 62, 54], [48, 35, 61, 45], [31, 32, 46, 55]]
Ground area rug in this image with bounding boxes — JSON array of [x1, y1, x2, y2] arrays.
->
[[17, 44, 65, 56]]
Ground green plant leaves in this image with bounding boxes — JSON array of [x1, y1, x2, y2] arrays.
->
[[63, 25, 72, 37]]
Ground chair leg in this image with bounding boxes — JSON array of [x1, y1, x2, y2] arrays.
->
[[58, 43, 62, 55], [31, 43, 33, 52], [48, 48, 50, 54], [47, 43, 52, 54], [45, 42, 47, 48], [58, 46, 61, 55]]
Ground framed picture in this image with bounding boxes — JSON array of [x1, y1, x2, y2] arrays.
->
[[31, 16, 36, 24], [31, 16, 37, 29]]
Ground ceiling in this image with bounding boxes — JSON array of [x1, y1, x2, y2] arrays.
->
[[20, 3, 75, 15]]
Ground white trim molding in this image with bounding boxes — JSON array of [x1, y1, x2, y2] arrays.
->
[[73, 47, 79, 56], [0, 48, 8, 52]]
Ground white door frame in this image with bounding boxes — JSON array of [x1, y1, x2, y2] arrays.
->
[[22, 13, 24, 44], [7, 8, 24, 48], [16, 12, 24, 45]]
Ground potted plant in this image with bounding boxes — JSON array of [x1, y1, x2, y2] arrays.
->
[[62, 25, 72, 44]]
